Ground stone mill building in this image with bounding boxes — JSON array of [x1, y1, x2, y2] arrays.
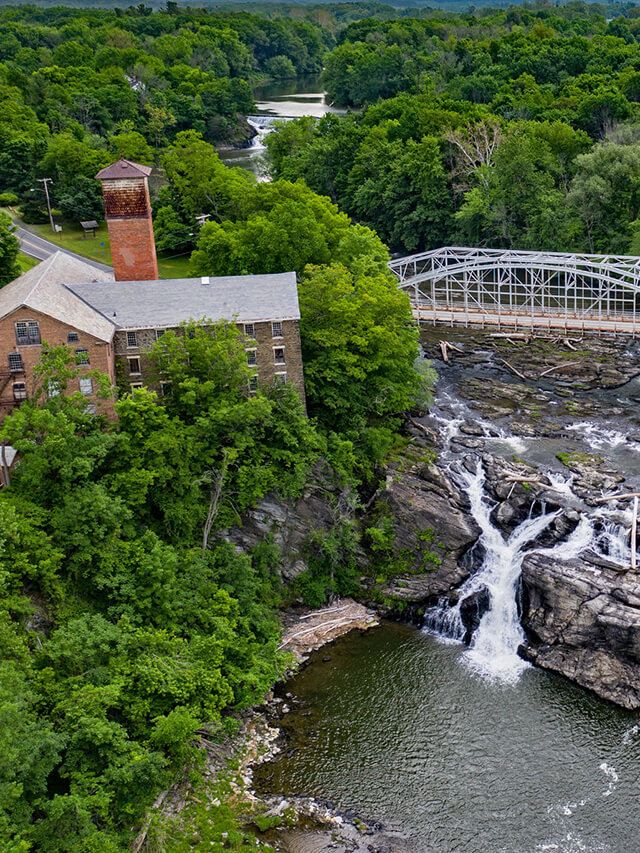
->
[[0, 158, 305, 420]]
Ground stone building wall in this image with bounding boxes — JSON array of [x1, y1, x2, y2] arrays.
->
[[113, 318, 306, 406]]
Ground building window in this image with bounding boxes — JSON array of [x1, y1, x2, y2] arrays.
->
[[8, 353, 23, 372], [67, 332, 79, 344], [160, 381, 172, 397], [247, 349, 257, 366], [47, 381, 60, 399], [126, 331, 138, 348], [85, 402, 97, 415], [79, 377, 93, 396], [15, 320, 40, 346], [248, 375, 258, 392], [128, 357, 141, 374], [275, 372, 287, 385], [12, 382, 26, 401], [75, 348, 89, 365], [244, 323, 255, 338], [156, 329, 166, 341], [272, 321, 283, 338], [130, 382, 143, 392], [273, 347, 285, 365]]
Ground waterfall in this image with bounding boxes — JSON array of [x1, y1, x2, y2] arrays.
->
[[419, 370, 638, 686], [246, 119, 272, 152], [423, 464, 560, 682], [423, 464, 598, 684]]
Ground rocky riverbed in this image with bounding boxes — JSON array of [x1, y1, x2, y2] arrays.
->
[[236, 328, 640, 852], [376, 327, 640, 708]]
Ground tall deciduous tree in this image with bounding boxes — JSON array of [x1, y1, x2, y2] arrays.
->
[[0, 210, 20, 286], [298, 263, 421, 464], [189, 180, 389, 277]]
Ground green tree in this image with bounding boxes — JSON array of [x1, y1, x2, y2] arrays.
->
[[190, 180, 389, 277], [0, 210, 19, 286], [567, 141, 640, 252], [298, 263, 421, 464]]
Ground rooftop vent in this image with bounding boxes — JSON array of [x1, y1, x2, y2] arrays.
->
[[201, 276, 210, 285]]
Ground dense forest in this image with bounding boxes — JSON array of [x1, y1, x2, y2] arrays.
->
[[268, 5, 640, 255], [3, 0, 640, 849]]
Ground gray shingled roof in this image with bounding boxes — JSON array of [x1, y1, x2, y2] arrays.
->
[[67, 273, 300, 330], [96, 158, 153, 180], [0, 252, 116, 342]]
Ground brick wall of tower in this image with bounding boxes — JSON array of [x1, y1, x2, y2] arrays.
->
[[100, 176, 159, 282], [107, 217, 159, 282]]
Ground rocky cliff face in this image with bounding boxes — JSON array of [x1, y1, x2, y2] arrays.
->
[[520, 551, 640, 709], [223, 463, 352, 583], [377, 457, 481, 606]]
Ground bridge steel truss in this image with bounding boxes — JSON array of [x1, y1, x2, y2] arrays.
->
[[388, 246, 640, 334]]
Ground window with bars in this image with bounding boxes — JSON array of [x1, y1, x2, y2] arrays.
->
[[8, 353, 23, 371], [15, 320, 40, 346], [75, 348, 89, 365], [156, 329, 166, 341], [47, 381, 60, 399], [248, 375, 258, 392], [272, 321, 283, 338], [128, 357, 141, 374], [67, 332, 79, 344], [275, 372, 287, 385], [244, 323, 255, 338], [126, 331, 138, 347], [247, 349, 257, 366], [79, 377, 93, 396], [273, 347, 285, 365]]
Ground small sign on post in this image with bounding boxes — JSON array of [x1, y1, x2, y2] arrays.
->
[[54, 224, 62, 233]]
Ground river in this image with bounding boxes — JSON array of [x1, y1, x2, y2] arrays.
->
[[256, 623, 639, 853], [254, 333, 640, 853], [218, 74, 348, 177]]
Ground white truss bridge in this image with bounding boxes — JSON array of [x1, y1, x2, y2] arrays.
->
[[389, 246, 640, 335]]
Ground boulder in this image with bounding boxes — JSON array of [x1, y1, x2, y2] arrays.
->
[[520, 551, 640, 709], [459, 586, 491, 642], [381, 555, 470, 605], [380, 465, 481, 568]]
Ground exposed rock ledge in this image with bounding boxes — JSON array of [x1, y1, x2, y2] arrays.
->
[[520, 551, 640, 709]]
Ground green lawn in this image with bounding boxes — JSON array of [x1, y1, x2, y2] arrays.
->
[[25, 218, 192, 279], [17, 251, 40, 273]]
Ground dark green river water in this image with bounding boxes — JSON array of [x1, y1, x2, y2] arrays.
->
[[254, 622, 640, 853]]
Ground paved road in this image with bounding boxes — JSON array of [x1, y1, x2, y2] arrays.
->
[[15, 221, 113, 273]]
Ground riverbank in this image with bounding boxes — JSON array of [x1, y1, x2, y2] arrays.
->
[[142, 600, 386, 852]]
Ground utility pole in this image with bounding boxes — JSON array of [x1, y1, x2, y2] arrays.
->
[[37, 177, 55, 233]]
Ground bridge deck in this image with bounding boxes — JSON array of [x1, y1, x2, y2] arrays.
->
[[413, 303, 639, 335]]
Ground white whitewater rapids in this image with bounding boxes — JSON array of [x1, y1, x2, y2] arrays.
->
[[423, 396, 634, 685]]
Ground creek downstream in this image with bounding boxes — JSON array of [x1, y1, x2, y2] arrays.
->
[[254, 329, 640, 853], [218, 74, 349, 177]]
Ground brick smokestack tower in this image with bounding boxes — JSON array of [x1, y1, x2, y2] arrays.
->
[[96, 158, 158, 282]]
